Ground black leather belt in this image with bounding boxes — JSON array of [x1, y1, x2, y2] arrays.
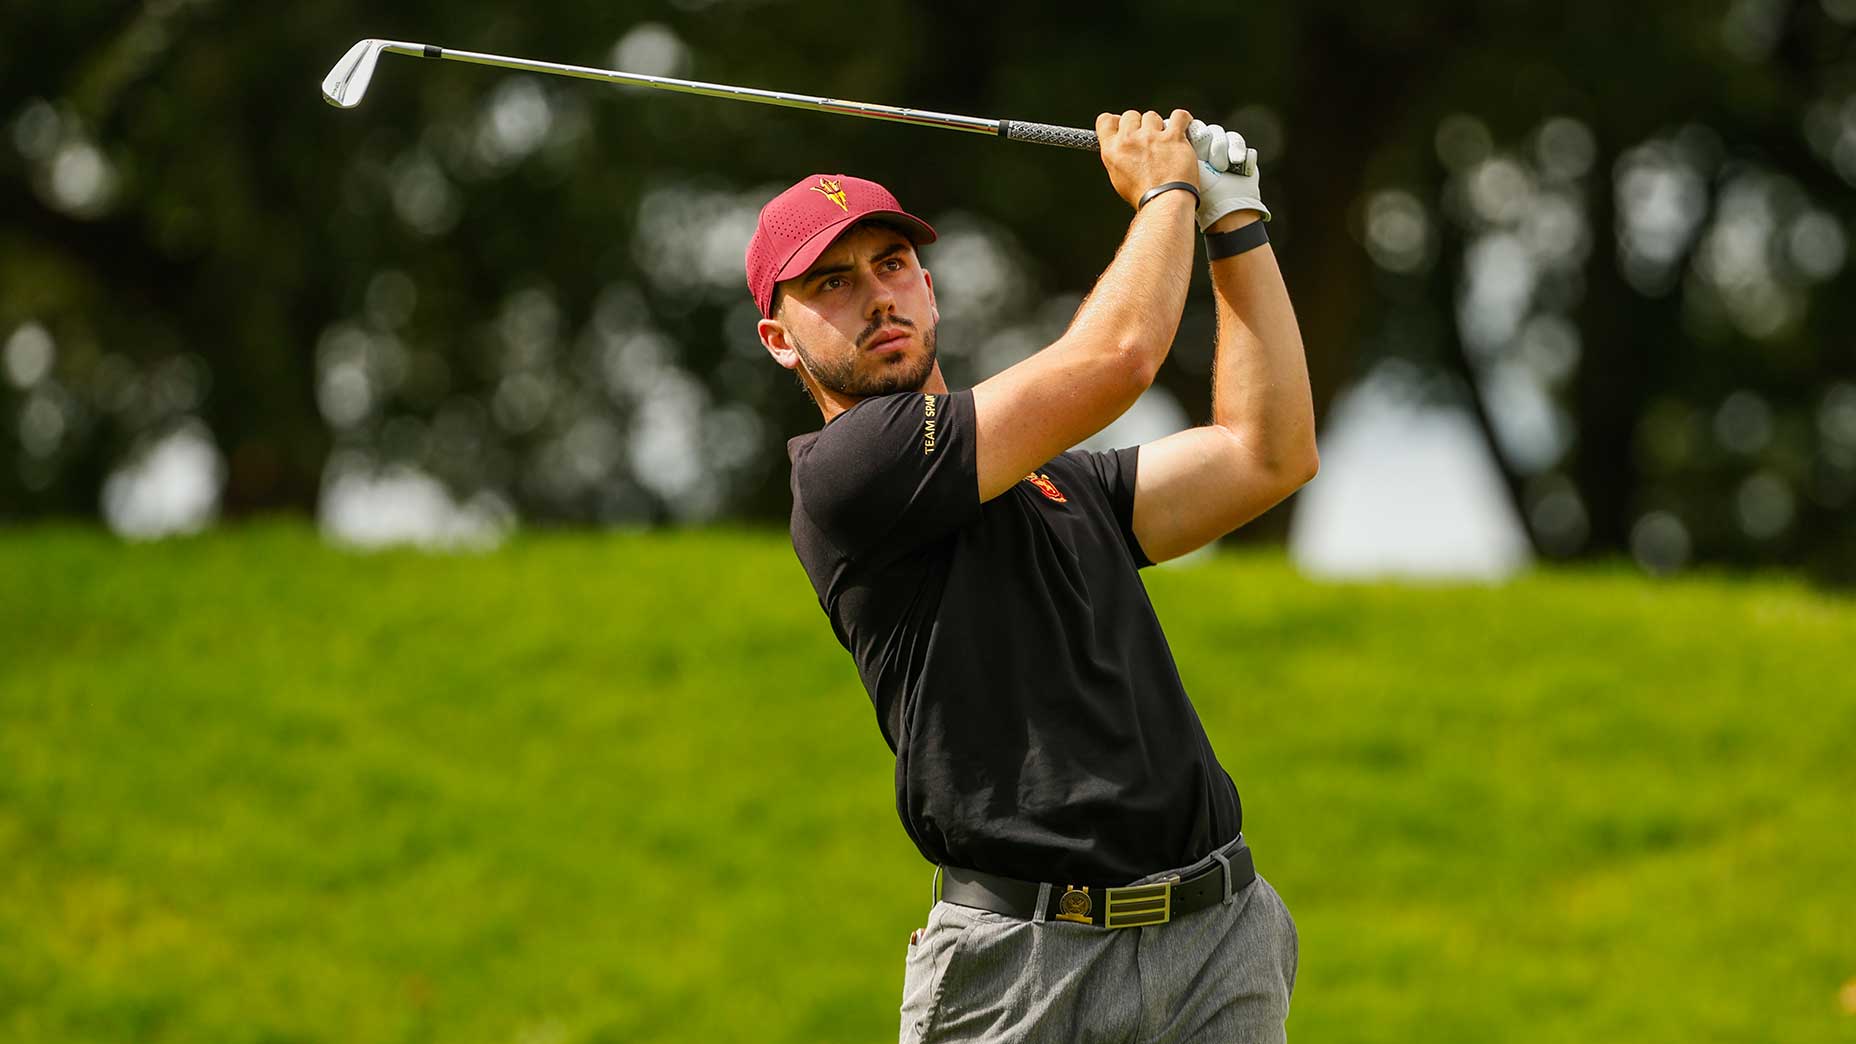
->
[[938, 841, 1256, 929]]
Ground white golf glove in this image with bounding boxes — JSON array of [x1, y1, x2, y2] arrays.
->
[[1188, 119, 1269, 230]]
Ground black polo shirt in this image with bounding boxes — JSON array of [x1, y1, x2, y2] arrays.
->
[[787, 387, 1242, 886]]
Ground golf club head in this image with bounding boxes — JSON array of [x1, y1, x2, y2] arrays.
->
[[322, 39, 387, 108]]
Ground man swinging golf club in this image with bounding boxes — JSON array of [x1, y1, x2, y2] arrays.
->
[[749, 108, 1317, 1043]]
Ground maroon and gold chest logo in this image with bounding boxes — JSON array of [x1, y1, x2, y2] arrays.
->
[[1024, 472, 1067, 503], [810, 177, 849, 212]]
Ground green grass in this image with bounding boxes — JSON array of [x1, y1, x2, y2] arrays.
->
[[2, 524, 1853, 1043]]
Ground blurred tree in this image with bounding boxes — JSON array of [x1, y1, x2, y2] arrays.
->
[[1, 0, 1851, 581]]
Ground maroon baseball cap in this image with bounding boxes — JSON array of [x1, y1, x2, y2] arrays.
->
[[745, 173, 937, 318]]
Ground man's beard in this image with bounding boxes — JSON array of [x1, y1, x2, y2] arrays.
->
[[792, 320, 938, 399]]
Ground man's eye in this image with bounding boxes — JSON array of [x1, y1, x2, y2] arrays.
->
[[822, 277, 845, 290]]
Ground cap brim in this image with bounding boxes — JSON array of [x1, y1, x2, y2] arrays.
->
[[772, 209, 938, 286]]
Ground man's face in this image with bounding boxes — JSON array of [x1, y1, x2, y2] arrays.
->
[[760, 223, 940, 399]]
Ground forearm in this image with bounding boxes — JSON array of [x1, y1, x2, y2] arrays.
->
[[1206, 213, 1318, 474], [1066, 192, 1198, 378]]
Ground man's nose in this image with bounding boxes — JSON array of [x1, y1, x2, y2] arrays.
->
[[865, 273, 898, 317]]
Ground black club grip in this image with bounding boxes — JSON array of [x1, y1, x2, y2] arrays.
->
[[1001, 119, 1259, 176], [1000, 120, 1101, 151]]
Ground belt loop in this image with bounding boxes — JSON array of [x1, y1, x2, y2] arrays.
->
[[1212, 851, 1234, 905], [932, 865, 943, 905], [1032, 882, 1052, 924]]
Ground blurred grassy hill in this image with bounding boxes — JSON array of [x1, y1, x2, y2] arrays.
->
[[2, 524, 1852, 1043]]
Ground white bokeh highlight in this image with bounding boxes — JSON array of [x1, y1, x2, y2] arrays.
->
[[102, 421, 225, 539], [318, 453, 514, 551], [4, 322, 55, 387], [1290, 365, 1533, 581]]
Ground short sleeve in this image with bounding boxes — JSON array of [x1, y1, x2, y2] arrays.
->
[[1078, 445, 1155, 568], [793, 389, 980, 559]]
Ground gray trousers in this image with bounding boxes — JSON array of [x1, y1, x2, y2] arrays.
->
[[898, 862, 1297, 1043]]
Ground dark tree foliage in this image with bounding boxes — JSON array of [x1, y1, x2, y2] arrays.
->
[[2, 0, 1851, 583]]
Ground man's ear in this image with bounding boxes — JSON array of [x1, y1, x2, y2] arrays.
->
[[923, 268, 938, 326], [758, 317, 799, 371]]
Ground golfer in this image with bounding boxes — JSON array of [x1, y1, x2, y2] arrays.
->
[[746, 109, 1316, 1043]]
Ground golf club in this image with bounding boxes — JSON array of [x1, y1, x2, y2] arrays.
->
[[321, 39, 1256, 175]]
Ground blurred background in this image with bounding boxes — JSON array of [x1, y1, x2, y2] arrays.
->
[[5, 4, 1856, 1044], [4, 0, 1854, 584]]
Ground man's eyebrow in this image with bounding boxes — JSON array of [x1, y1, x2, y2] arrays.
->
[[801, 242, 911, 287]]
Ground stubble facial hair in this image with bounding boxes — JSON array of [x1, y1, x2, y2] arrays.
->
[[791, 318, 939, 400]]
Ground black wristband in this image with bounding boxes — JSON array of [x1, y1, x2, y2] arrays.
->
[[1204, 220, 1268, 260], [1137, 181, 1201, 210]]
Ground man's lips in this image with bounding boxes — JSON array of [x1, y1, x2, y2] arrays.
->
[[866, 328, 910, 352]]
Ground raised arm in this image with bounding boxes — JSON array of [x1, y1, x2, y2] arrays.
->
[[969, 109, 1201, 503], [1130, 127, 1320, 564]]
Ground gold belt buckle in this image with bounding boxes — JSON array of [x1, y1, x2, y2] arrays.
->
[[1103, 875, 1178, 929]]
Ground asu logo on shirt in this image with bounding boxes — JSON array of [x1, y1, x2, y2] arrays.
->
[[1024, 472, 1067, 503]]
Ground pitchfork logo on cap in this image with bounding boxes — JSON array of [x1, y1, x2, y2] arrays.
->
[[810, 177, 849, 212]]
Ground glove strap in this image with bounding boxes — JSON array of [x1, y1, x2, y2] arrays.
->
[[1204, 220, 1268, 260], [1137, 181, 1201, 210]]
